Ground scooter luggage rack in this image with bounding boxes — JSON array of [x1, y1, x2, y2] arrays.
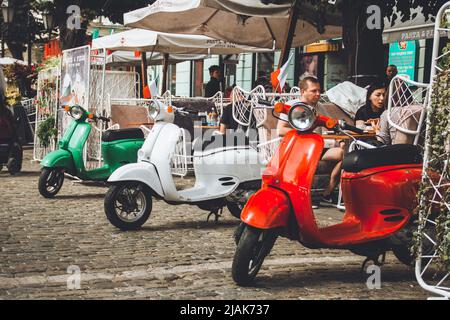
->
[[170, 128, 191, 177]]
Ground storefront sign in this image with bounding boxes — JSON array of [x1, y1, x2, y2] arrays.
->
[[388, 41, 417, 81]]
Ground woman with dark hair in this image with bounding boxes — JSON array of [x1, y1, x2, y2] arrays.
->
[[355, 82, 386, 128]]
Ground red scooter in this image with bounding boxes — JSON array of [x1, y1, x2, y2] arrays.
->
[[232, 101, 426, 286]]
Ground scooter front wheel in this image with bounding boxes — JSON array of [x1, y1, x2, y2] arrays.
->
[[232, 225, 277, 286], [38, 168, 65, 198], [104, 182, 152, 231]]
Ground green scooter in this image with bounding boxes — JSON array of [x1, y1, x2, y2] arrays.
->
[[38, 105, 145, 198]]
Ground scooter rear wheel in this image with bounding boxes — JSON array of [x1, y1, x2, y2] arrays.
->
[[232, 225, 277, 286], [38, 168, 65, 198], [7, 158, 21, 175], [104, 182, 152, 231]]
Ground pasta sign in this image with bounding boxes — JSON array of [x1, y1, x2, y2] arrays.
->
[[388, 41, 417, 81]]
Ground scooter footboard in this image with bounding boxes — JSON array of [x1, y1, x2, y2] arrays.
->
[[241, 187, 291, 229]]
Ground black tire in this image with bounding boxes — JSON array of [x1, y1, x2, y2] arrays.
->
[[392, 222, 435, 266], [233, 222, 246, 246], [0, 164, 3, 171], [7, 158, 21, 175], [104, 182, 152, 231], [227, 202, 244, 219], [38, 168, 65, 198], [232, 225, 277, 286]]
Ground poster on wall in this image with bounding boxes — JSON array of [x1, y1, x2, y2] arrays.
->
[[59, 45, 90, 109], [299, 55, 319, 81], [58, 45, 90, 136], [298, 54, 324, 89]]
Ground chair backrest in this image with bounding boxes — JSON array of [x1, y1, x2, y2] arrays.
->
[[387, 76, 429, 148], [316, 103, 354, 125], [110, 104, 152, 129], [390, 104, 424, 145]]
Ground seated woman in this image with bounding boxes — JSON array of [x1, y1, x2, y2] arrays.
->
[[355, 82, 386, 128]]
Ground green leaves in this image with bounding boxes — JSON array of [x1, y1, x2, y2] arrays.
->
[[413, 41, 450, 271], [37, 115, 57, 148]]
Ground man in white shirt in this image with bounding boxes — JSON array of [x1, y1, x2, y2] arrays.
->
[[277, 77, 344, 206]]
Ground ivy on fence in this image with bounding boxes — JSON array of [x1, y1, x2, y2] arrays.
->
[[413, 43, 450, 270]]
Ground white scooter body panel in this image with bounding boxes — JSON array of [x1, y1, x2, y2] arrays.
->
[[176, 146, 264, 202], [107, 122, 168, 197], [107, 162, 164, 197], [149, 123, 184, 201], [108, 118, 264, 203]]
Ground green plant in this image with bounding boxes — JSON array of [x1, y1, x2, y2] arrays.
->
[[413, 42, 450, 270], [37, 115, 57, 148], [36, 56, 61, 73]]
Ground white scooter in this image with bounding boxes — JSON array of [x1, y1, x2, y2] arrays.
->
[[104, 100, 265, 230]]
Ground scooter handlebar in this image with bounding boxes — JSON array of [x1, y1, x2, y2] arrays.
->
[[257, 99, 273, 107], [96, 116, 111, 123], [339, 120, 365, 135]]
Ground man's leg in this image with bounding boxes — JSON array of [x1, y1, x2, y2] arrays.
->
[[321, 147, 344, 199]]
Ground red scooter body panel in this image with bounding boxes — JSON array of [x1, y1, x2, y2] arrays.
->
[[240, 188, 291, 229], [242, 127, 421, 248], [243, 130, 324, 243], [323, 164, 422, 245]]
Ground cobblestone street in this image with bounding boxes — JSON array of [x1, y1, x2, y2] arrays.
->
[[0, 148, 429, 300]]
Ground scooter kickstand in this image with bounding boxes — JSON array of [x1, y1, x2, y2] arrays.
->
[[207, 207, 223, 223], [360, 252, 386, 273]]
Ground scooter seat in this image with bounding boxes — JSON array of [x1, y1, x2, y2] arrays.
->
[[343, 144, 422, 173], [102, 128, 144, 142], [193, 130, 252, 152]]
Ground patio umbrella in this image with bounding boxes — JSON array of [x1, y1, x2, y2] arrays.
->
[[0, 57, 27, 66], [123, 0, 342, 50], [92, 28, 272, 93], [106, 51, 207, 66], [91, 28, 271, 55]]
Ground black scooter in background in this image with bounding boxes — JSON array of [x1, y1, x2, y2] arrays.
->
[[0, 105, 23, 175]]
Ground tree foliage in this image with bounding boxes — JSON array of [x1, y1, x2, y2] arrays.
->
[[1, 0, 155, 56]]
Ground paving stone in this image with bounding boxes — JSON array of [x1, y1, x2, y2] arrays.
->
[[0, 149, 430, 299]]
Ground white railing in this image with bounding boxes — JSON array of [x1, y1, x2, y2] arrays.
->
[[33, 66, 60, 161], [415, 1, 450, 300]]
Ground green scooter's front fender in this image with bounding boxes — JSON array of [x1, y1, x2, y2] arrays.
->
[[41, 149, 76, 175]]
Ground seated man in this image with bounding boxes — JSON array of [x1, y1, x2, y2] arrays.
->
[[277, 77, 344, 206]]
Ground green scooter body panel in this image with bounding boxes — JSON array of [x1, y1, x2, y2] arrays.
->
[[101, 138, 144, 173], [67, 122, 91, 179], [41, 116, 144, 181], [41, 149, 76, 175], [80, 138, 144, 181]]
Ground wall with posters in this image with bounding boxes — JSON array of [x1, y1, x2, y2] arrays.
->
[[59, 46, 90, 136]]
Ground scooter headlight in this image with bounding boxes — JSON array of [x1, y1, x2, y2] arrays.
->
[[288, 102, 317, 132], [69, 106, 84, 120], [147, 100, 160, 120]]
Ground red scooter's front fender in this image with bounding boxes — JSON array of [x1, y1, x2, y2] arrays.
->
[[241, 188, 291, 229]]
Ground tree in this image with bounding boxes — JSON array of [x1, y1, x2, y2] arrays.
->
[[0, 0, 47, 60], [0, 0, 155, 59], [262, 0, 447, 78], [37, 0, 154, 50]]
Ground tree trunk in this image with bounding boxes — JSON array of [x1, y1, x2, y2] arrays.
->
[[342, 0, 385, 81], [54, 1, 88, 51], [5, 40, 25, 60], [58, 25, 88, 51]]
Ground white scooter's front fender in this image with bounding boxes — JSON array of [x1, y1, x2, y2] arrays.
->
[[107, 162, 164, 197]]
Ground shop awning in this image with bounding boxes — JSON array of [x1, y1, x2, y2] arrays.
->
[[383, 4, 449, 44]]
